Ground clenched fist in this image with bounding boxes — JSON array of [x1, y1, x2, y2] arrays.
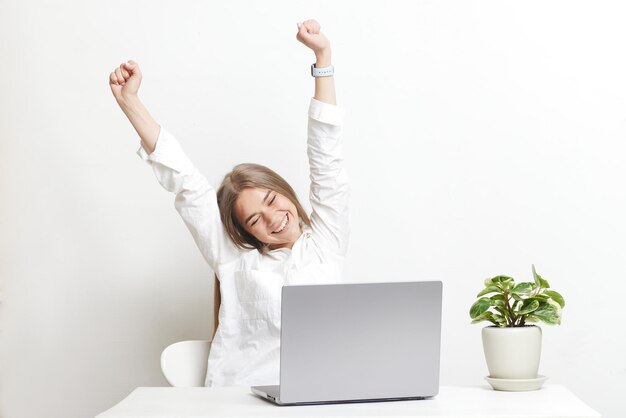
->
[[296, 19, 330, 56], [109, 60, 142, 102]]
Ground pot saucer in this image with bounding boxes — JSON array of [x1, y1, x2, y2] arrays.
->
[[485, 375, 547, 391]]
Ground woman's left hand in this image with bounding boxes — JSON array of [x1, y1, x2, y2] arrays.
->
[[296, 19, 330, 56]]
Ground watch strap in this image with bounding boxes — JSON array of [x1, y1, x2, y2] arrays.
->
[[311, 63, 334, 77]]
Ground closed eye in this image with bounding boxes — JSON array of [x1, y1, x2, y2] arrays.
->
[[248, 192, 275, 227]]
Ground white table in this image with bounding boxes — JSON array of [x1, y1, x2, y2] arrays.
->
[[96, 385, 601, 418]]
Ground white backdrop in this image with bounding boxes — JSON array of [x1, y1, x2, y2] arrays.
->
[[1, 1, 625, 417]]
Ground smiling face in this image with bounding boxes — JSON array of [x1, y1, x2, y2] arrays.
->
[[233, 187, 303, 250]]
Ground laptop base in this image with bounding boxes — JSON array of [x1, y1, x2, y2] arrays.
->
[[251, 385, 430, 406]]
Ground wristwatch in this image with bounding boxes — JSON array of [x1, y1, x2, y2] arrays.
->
[[311, 63, 334, 77]]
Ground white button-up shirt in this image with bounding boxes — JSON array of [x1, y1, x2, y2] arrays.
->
[[138, 98, 349, 387]]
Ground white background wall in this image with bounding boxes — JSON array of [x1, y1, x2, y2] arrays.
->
[[1, 1, 625, 417]]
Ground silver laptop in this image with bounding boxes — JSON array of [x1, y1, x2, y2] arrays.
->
[[251, 280, 442, 405]]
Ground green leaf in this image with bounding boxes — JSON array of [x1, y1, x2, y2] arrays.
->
[[510, 293, 524, 302], [512, 300, 521, 311], [493, 314, 508, 326], [470, 297, 493, 319], [471, 311, 498, 325], [491, 275, 515, 290], [544, 290, 565, 308], [490, 294, 506, 301], [532, 264, 540, 285], [491, 298, 505, 308], [533, 302, 561, 325], [517, 299, 540, 315], [494, 306, 508, 317], [477, 286, 501, 297], [532, 264, 550, 289], [511, 282, 534, 296], [524, 314, 540, 323], [490, 295, 506, 308]]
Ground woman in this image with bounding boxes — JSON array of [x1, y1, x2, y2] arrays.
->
[[108, 19, 349, 387]]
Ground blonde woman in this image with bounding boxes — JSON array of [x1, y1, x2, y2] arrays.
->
[[109, 19, 348, 387]]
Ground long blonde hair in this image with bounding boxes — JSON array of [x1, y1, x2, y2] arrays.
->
[[216, 163, 310, 254]]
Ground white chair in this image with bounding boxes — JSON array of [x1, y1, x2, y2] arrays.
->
[[160, 275, 221, 387], [160, 339, 212, 387]]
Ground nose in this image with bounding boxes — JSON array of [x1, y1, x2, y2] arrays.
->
[[263, 210, 281, 230], [262, 210, 273, 222]]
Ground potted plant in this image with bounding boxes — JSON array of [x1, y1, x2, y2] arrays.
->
[[469, 265, 565, 391]]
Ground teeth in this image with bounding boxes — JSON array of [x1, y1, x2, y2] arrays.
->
[[273, 214, 288, 233]]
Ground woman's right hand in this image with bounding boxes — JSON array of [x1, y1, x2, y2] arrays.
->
[[109, 60, 142, 102]]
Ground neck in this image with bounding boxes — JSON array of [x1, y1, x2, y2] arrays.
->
[[268, 230, 303, 251]]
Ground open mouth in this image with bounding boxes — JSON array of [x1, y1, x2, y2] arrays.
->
[[272, 213, 289, 234]]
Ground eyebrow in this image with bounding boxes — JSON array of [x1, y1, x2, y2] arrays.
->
[[244, 190, 273, 225]]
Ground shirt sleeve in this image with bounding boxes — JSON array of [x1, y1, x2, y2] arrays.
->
[[137, 126, 240, 270], [307, 98, 350, 256]]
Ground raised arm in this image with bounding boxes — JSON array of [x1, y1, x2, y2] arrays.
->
[[297, 20, 336, 105], [297, 20, 349, 256], [108, 60, 239, 270], [109, 60, 159, 153]]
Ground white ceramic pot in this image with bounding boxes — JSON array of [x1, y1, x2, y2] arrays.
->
[[481, 325, 542, 379]]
